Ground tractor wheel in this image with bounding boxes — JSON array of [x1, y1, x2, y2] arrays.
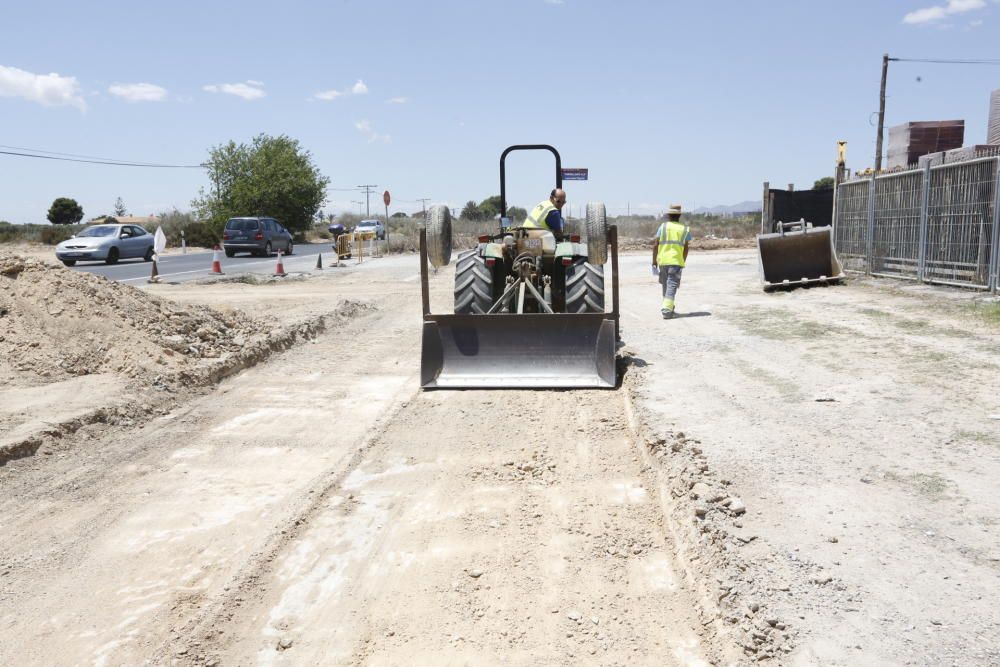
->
[[426, 205, 452, 268], [454, 250, 494, 314], [565, 258, 605, 313], [585, 202, 608, 266]]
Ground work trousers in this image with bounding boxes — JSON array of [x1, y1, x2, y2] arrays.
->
[[658, 265, 683, 312]]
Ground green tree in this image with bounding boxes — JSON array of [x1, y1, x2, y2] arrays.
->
[[461, 200, 484, 221], [47, 197, 84, 225], [813, 176, 835, 190], [193, 133, 329, 236], [114, 197, 128, 217], [478, 195, 503, 219], [507, 206, 528, 222]]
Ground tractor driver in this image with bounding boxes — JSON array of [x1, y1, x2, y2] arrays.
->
[[522, 188, 567, 234]]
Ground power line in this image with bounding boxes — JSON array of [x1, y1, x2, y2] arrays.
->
[[890, 57, 1000, 65], [357, 184, 377, 217], [873, 53, 1000, 171], [0, 148, 204, 168]]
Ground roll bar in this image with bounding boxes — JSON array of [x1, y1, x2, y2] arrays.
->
[[499, 144, 562, 229]]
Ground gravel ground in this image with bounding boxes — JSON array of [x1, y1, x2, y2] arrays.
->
[[0, 248, 997, 666]]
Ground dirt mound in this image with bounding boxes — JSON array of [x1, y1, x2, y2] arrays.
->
[[0, 254, 273, 387]]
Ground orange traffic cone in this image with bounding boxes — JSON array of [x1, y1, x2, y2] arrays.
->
[[274, 250, 287, 277], [315, 252, 323, 270], [147, 258, 160, 283], [210, 245, 225, 275]]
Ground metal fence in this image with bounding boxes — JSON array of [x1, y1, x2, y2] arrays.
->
[[833, 156, 1000, 291]]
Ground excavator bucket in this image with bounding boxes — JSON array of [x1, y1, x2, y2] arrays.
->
[[420, 313, 617, 389], [757, 224, 845, 291]]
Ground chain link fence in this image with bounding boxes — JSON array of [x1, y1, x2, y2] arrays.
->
[[834, 156, 1000, 291]]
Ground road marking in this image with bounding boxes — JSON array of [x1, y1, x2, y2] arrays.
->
[[118, 257, 313, 284]]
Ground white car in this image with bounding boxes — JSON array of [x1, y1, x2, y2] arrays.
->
[[354, 219, 385, 240], [55, 224, 154, 266]]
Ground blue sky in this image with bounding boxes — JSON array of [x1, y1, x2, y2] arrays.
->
[[1, 0, 998, 223]]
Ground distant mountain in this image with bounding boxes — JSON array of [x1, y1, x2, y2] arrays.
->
[[692, 200, 761, 215]]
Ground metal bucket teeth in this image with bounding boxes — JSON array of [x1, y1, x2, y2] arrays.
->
[[421, 313, 616, 389]]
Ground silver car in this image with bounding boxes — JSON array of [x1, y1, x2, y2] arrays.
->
[[55, 224, 155, 266], [354, 219, 385, 240]]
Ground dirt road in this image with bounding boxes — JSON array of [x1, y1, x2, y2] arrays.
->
[[1, 248, 998, 665]]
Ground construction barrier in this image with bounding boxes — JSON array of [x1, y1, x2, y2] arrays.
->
[[834, 156, 1000, 291], [335, 235, 352, 261]]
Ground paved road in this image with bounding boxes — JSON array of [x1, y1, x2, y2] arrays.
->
[[67, 242, 351, 284]]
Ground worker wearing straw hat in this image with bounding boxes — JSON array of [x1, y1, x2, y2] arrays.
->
[[651, 204, 691, 319]]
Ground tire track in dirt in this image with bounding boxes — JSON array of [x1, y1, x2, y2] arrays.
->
[[179, 385, 724, 666], [0, 299, 419, 666]]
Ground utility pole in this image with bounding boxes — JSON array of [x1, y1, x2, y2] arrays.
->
[[352, 200, 364, 216], [416, 198, 431, 218], [875, 53, 892, 172], [357, 184, 377, 217]]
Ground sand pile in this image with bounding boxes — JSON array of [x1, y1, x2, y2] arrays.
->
[[0, 254, 273, 387]]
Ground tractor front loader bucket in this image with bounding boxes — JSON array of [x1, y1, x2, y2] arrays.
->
[[421, 313, 617, 389], [757, 223, 845, 291]]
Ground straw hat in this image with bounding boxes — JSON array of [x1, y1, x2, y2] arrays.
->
[[667, 203, 683, 216]]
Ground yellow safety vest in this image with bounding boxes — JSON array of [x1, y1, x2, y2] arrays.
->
[[523, 200, 556, 230], [657, 221, 689, 267]]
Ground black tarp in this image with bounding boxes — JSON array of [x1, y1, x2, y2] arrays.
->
[[766, 188, 833, 233]]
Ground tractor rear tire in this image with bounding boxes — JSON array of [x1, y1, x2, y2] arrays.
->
[[565, 258, 605, 313], [426, 205, 452, 268], [454, 250, 494, 314], [585, 202, 608, 266]]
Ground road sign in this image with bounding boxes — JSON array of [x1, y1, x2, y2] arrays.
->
[[383, 190, 391, 206], [562, 168, 588, 181]]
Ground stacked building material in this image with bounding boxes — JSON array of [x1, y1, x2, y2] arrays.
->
[[887, 120, 964, 169], [917, 152, 945, 169], [943, 145, 1000, 164], [989, 89, 1000, 145]]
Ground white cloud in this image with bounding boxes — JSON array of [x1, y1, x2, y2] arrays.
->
[[202, 81, 265, 100], [903, 0, 985, 23], [355, 119, 390, 143], [386, 96, 408, 104], [314, 78, 369, 102], [108, 82, 167, 103], [314, 89, 343, 101], [313, 79, 368, 102], [0, 64, 86, 111], [246, 79, 264, 86], [544, 0, 565, 4]]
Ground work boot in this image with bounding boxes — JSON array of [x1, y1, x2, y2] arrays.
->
[[661, 309, 674, 320]]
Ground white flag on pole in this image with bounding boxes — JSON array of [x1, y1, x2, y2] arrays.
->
[[153, 227, 167, 262]]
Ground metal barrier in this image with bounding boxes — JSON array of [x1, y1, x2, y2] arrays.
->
[[335, 234, 352, 260], [925, 158, 996, 288], [834, 156, 1000, 291], [872, 170, 923, 280], [833, 179, 871, 274]]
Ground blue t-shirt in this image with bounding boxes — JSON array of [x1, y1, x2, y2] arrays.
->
[[545, 209, 564, 233]]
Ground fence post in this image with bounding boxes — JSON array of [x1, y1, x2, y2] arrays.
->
[[866, 174, 876, 275], [990, 157, 1000, 292], [917, 163, 932, 283]]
